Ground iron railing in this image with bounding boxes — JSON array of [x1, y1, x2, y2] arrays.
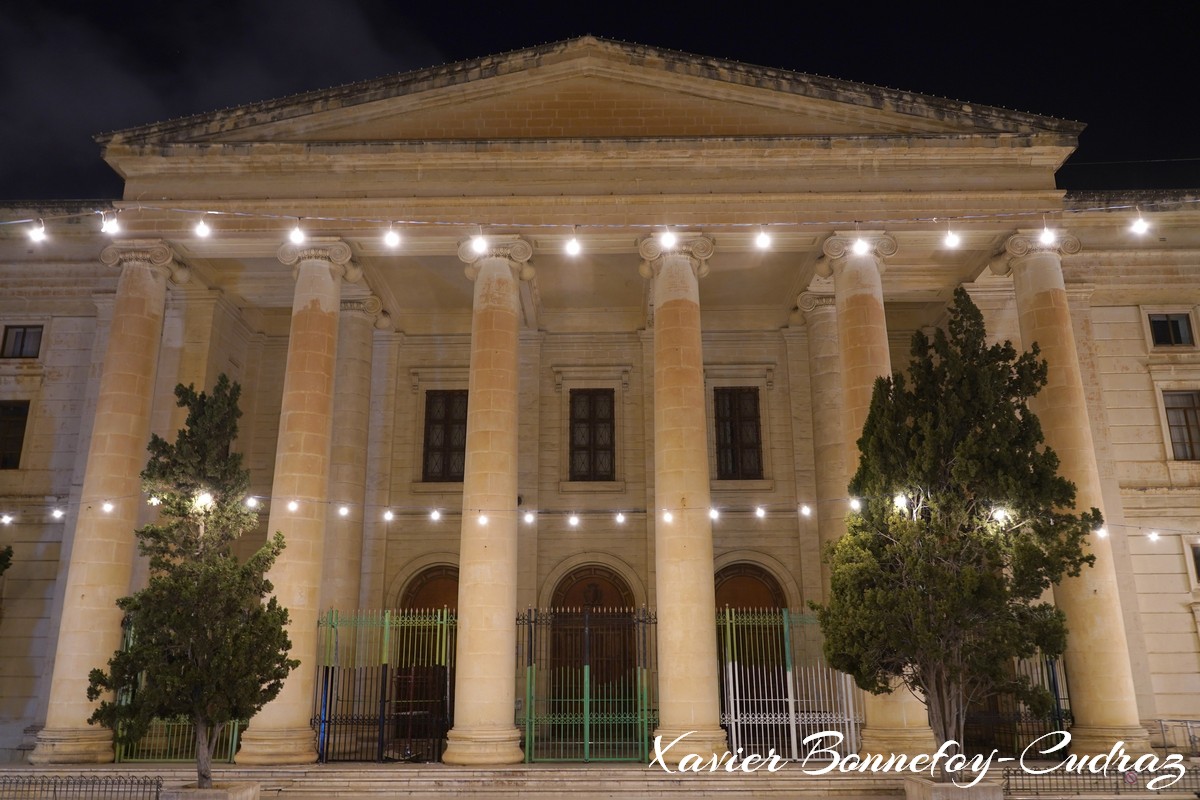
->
[[518, 607, 657, 762], [1153, 719, 1200, 757], [964, 655, 1072, 757], [0, 774, 162, 799], [716, 608, 863, 760], [1002, 766, 1200, 795], [115, 718, 241, 763], [312, 608, 455, 762]]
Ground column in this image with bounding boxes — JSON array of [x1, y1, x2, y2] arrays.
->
[[237, 239, 351, 764], [798, 280, 844, 596], [441, 236, 532, 765], [818, 232, 936, 756], [639, 234, 728, 762], [30, 241, 181, 764], [997, 231, 1150, 754], [318, 296, 383, 613]]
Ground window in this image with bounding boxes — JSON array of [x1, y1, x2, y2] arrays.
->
[[1149, 314, 1194, 346], [0, 401, 30, 469], [713, 386, 763, 480], [1190, 543, 1200, 590], [1, 326, 42, 358], [422, 390, 468, 482], [1164, 391, 1200, 461], [569, 389, 615, 481]]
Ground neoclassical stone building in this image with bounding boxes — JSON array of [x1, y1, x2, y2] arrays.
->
[[0, 37, 1198, 765]]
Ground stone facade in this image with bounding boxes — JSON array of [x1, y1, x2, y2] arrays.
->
[[0, 37, 1198, 763]]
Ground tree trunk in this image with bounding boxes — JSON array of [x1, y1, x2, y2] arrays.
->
[[195, 720, 212, 789]]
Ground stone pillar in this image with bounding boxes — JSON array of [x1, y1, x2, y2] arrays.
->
[[818, 232, 936, 756], [30, 241, 181, 764], [997, 231, 1151, 754], [237, 240, 351, 764], [441, 236, 532, 765], [638, 234, 728, 762], [319, 296, 383, 614], [798, 279, 844, 597]]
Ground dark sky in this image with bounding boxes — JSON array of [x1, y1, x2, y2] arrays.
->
[[2, 0, 1197, 200]]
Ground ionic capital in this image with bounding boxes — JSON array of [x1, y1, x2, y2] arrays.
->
[[636, 234, 714, 279], [991, 229, 1082, 276], [278, 238, 359, 282], [797, 290, 836, 315], [100, 239, 189, 284], [341, 295, 393, 330], [458, 236, 535, 282], [818, 231, 897, 276]]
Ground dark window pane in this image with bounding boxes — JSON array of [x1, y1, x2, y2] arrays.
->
[[1164, 391, 1200, 461], [0, 401, 30, 469], [1, 326, 43, 358], [1150, 314, 1194, 346], [714, 387, 763, 480], [569, 388, 616, 481], [423, 390, 468, 481]]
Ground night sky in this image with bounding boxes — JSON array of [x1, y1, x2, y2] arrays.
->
[[2, 1, 1197, 201]]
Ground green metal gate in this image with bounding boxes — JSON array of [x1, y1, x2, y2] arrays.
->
[[518, 607, 657, 762]]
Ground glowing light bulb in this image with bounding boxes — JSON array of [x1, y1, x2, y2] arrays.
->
[[568, 514, 580, 527], [383, 510, 394, 521], [615, 512, 626, 524], [944, 230, 960, 248], [384, 228, 401, 248], [338, 505, 350, 517], [1095, 526, 1108, 538], [1, 515, 11, 525], [524, 511, 535, 524], [662, 510, 674, 523], [290, 223, 305, 244], [147, 495, 162, 506], [245, 497, 259, 509], [659, 229, 677, 249], [194, 218, 211, 238], [102, 501, 114, 513], [52, 508, 64, 519], [471, 235, 487, 254], [478, 514, 488, 526], [287, 500, 299, 512], [800, 504, 812, 517], [194, 492, 214, 511], [565, 237, 581, 256], [851, 238, 870, 256], [29, 220, 46, 242], [849, 498, 861, 511], [992, 508, 1008, 522], [1039, 226, 1056, 245], [709, 508, 720, 520], [101, 214, 119, 235], [430, 509, 441, 521], [893, 494, 908, 510], [755, 230, 771, 249], [1149, 530, 1160, 542], [755, 506, 766, 518], [1130, 217, 1149, 235]]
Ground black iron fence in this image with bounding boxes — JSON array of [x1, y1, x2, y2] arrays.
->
[[964, 655, 1071, 757], [0, 775, 162, 799], [1002, 766, 1200, 795]]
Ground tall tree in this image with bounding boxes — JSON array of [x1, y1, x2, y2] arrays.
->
[[813, 288, 1098, 751], [88, 375, 298, 788]]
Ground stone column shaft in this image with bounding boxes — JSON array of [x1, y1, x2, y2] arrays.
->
[[30, 241, 177, 764], [441, 237, 531, 765], [1001, 232, 1150, 753], [237, 240, 349, 765], [820, 232, 935, 756], [640, 235, 727, 762]]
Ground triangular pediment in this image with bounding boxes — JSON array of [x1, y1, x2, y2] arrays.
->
[[102, 37, 1081, 148]]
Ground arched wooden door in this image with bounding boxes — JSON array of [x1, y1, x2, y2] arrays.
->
[[400, 565, 458, 610]]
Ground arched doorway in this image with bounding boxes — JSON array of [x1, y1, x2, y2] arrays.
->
[[400, 565, 458, 610], [551, 564, 635, 609], [715, 562, 787, 609]]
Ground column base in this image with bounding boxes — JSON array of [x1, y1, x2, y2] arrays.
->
[[441, 726, 523, 765], [1067, 725, 1153, 757], [650, 726, 729, 767], [28, 728, 114, 764], [859, 725, 938, 758], [234, 726, 317, 765]]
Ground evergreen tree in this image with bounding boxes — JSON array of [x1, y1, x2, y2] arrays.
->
[[88, 375, 298, 788], [813, 288, 1098, 751]]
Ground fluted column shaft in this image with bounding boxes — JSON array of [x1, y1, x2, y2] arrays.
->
[[441, 237, 531, 765], [237, 240, 349, 765], [641, 235, 727, 762], [1001, 232, 1150, 753], [319, 298, 379, 613], [30, 241, 178, 764], [820, 232, 935, 756]]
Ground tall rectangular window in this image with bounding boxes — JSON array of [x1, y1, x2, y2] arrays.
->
[[422, 390, 468, 482], [569, 389, 615, 481], [714, 386, 763, 480], [1149, 314, 1194, 346], [0, 401, 30, 469], [1164, 391, 1200, 461], [1, 325, 43, 358]]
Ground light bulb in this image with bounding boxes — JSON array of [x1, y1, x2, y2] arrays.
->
[[568, 514, 580, 527], [29, 221, 46, 242], [1149, 530, 1160, 542], [524, 511, 535, 524], [615, 512, 626, 524], [849, 498, 861, 511], [194, 492, 214, 511], [52, 508, 64, 519], [662, 510, 673, 523], [478, 514, 488, 526], [755, 506, 766, 518], [102, 501, 114, 513], [1130, 217, 1149, 235], [384, 228, 401, 248], [290, 223, 305, 244], [1096, 527, 1108, 538], [755, 230, 771, 249], [1039, 226, 1056, 245], [800, 504, 812, 517], [383, 510, 394, 521], [992, 508, 1008, 522], [471, 235, 487, 254], [944, 230, 960, 248], [659, 229, 677, 249], [851, 238, 870, 256], [430, 509, 441, 521], [893, 494, 908, 510], [287, 500, 299, 512], [565, 237, 581, 256], [147, 495, 162, 506], [245, 497, 259, 509], [338, 505, 350, 517], [194, 218, 211, 237], [709, 508, 720, 520], [101, 215, 119, 235], [1, 515, 11, 525]]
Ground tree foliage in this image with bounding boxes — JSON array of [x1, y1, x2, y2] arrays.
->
[[87, 375, 297, 788], [813, 288, 1099, 751]]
